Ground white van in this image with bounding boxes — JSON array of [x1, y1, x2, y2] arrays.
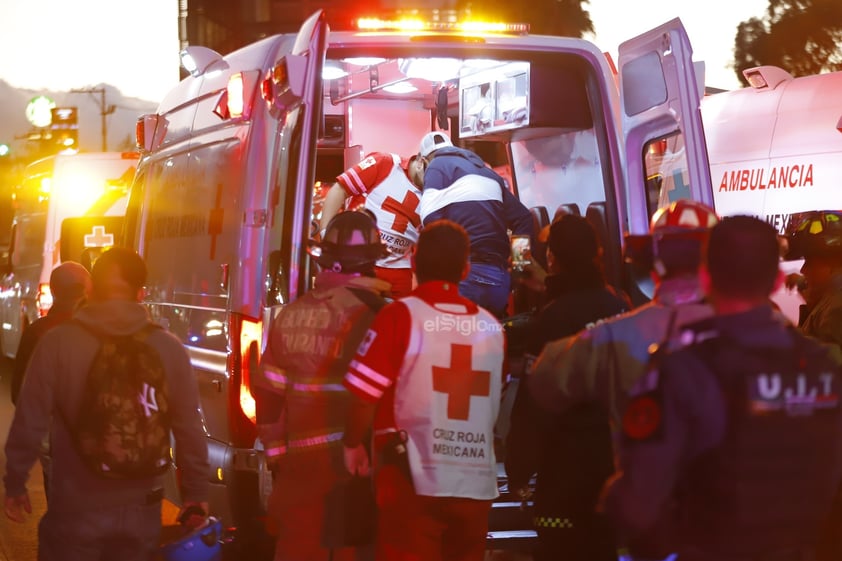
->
[[0, 151, 139, 358], [129, 11, 711, 554]]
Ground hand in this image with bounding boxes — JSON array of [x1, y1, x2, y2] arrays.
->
[[177, 501, 209, 530], [4, 492, 31, 523], [515, 486, 533, 510], [343, 444, 370, 477], [785, 272, 806, 293]]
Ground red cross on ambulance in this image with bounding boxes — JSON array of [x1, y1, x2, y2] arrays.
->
[[84, 225, 115, 247], [432, 343, 491, 421]]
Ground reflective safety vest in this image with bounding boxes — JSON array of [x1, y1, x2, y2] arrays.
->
[[392, 296, 503, 499], [256, 277, 387, 463]]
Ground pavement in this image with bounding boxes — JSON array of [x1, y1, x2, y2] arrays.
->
[[0, 369, 43, 561]]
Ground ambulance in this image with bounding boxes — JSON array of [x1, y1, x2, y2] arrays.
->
[[701, 66, 842, 322], [0, 151, 139, 359], [129, 10, 712, 553]]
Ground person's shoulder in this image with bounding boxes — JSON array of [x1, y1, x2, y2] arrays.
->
[[794, 329, 842, 369], [144, 324, 189, 355]]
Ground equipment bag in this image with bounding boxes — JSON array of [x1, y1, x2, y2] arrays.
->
[[67, 322, 172, 479]]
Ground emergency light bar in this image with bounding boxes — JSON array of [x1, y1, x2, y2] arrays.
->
[[356, 17, 529, 35]]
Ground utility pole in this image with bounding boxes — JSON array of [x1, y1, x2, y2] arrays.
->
[[70, 87, 116, 151]]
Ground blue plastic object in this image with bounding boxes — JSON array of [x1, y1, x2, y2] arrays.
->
[[159, 517, 223, 561]]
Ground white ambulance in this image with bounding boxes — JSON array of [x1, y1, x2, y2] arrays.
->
[[702, 66, 842, 322], [129, 10, 712, 554], [0, 151, 139, 359], [704, 65, 842, 234]]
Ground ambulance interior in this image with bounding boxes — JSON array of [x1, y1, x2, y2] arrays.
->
[[314, 48, 630, 297]]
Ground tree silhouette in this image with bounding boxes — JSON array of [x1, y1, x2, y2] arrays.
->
[[459, 0, 593, 37], [734, 0, 842, 84]]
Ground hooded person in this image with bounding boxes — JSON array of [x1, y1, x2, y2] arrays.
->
[[11, 261, 92, 405], [4, 248, 210, 561]]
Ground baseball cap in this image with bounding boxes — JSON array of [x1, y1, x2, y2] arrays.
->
[[419, 131, 453, 158]]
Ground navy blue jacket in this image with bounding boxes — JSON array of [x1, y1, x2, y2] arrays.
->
[[420, 146, 534, 269]]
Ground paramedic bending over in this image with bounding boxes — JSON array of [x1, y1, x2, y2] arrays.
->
[[415, 131, 534, 318], [320, 152, 426, 298]]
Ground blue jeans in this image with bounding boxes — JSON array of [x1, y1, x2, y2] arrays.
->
[[38, 501, 161, 561], [459, 262, 510, 318]]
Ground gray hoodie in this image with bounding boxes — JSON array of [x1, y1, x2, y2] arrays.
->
[[4, 300, 210, 513]]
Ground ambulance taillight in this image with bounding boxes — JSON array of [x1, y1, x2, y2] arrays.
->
[[237, 316, 262, 424], [36, 283, 52, 317], [264, 55, 308, 112], [135, 114, 166, 153]]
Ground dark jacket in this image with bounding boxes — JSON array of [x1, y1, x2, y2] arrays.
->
[[603, 305, 842, 560], [506, 273, 630, 504], [420, 146, 533, 269], [11, 306, 75, 405]]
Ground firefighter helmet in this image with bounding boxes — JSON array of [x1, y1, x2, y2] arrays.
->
[[625, 200, 719, 276], [784, 210, 842, 260], [649, 199, 719, 234], [309, 211, 388, 273]]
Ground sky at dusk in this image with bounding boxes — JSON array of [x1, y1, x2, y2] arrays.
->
[[0, 0, 770, 102]]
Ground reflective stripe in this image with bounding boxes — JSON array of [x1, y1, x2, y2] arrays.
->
[[291, 382, 346, 393], [263, 366, 288, 387], [264, 367, 346, 393], [264, 431, 345, 458], [345, 372, 383, 398], [349, 359, 391, 387], [533, 516, 574, 528]]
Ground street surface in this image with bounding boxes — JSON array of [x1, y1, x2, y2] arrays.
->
[[0, 358, 43, 560]]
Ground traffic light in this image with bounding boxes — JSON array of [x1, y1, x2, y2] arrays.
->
[[50, 107, 78, 151], [0, 143, 9, 157]]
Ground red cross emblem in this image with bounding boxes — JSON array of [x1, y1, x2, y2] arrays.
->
[[84, 225, 114, 247], [381, 191, 420, 234], [432, 343, 491, 421]]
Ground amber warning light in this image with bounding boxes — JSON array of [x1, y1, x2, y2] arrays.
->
[[355, 17, 529, 35]]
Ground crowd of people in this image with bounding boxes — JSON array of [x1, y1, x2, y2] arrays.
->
[[3, 128, 842, 561]]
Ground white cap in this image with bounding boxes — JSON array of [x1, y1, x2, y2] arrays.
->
[[418, 131, 453, 158]]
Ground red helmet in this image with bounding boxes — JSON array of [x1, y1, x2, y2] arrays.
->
[[625, 200, 718, 275], [650, 199, 719, 235]]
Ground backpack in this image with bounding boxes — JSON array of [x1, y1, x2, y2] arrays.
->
[[67, 322, 173, 479]]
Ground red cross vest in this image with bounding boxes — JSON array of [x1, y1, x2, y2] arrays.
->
[[354, 154, 420, 269], [392, 296, 503, 499]]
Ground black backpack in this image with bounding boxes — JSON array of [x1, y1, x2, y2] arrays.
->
[[67, 322, 172, 479]]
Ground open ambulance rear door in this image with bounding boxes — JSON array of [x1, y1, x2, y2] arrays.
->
[[265, 11, 328, 305], [618, 18, 713, 232]]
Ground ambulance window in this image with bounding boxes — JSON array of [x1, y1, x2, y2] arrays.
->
[[11, 214, 46, 269], [622, 52, 668, 117], [643, 132, 689, 218], [510, 131, 605, 215]]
